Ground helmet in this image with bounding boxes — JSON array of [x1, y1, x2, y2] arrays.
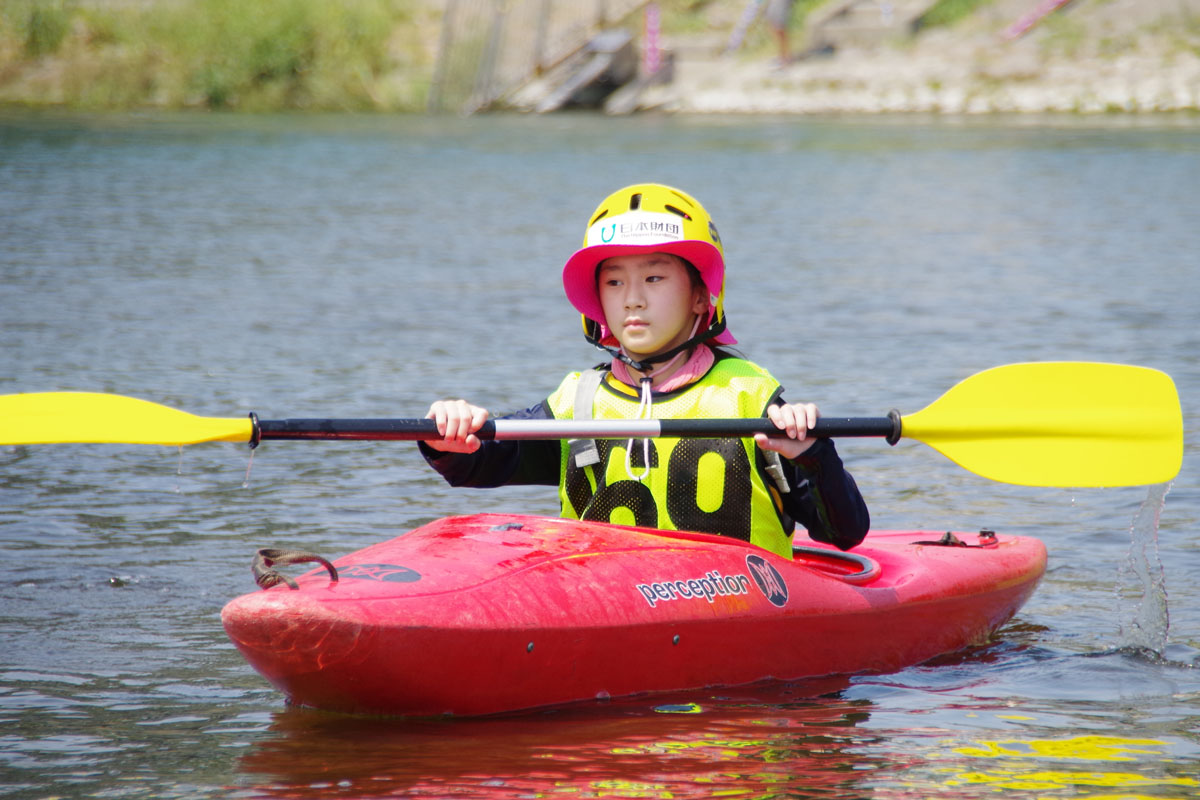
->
[[562, 183, 736, 351]]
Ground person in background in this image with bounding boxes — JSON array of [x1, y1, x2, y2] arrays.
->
[[725, 0, 796, 67], [766, 0, 796, 67], [420, 183, 869, 559]]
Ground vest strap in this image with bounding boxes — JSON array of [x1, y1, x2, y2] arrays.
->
[[568, 368, 604, 468], [763, 449, 790, 494]]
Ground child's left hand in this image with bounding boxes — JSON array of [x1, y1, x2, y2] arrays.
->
[[754, 402, 820, 459]]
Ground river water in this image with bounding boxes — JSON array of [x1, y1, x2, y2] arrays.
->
[[1, 110, 1197, 799]]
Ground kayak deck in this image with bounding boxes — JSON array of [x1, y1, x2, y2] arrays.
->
[[222, 513, 1046, 716]]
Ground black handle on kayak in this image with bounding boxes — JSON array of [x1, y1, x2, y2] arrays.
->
[[252, 413, 902, 444]]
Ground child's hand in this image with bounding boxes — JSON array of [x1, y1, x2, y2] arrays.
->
[[755, 402, 819, 459], [425, 399, 489, 453]]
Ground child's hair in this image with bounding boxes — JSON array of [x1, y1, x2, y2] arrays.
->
[[681, 259, 705, 293]]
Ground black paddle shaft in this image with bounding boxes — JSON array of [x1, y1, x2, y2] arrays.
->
[[251, 412, 902, 445]]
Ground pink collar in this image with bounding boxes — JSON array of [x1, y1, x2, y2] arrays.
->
[[611, 345, 715, 393]]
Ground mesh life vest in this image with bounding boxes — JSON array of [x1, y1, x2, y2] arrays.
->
[[546, 356, 795, 558]]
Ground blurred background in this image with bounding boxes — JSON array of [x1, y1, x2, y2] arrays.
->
[[1, 0, 1197, 114]]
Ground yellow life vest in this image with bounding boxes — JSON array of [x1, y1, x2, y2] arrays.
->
[[546, 356, 795, 558]]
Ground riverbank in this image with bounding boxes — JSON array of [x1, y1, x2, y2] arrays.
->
[[644, 0, 1200, 114], [1, 0, 1197, 114]]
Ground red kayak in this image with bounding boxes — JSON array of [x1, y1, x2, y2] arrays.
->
[[221, 513, 1045, 716]]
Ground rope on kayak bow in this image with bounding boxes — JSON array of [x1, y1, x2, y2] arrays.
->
[[252, 548, 339, 590]]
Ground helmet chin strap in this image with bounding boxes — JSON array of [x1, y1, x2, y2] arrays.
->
[[596, 313, 727, 373], [621, 315, 702, 377], [609, 315, 707, 483]]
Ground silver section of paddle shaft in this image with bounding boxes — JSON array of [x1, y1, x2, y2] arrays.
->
[[485, 418, 805, 439], [486, 419, 667, 440]]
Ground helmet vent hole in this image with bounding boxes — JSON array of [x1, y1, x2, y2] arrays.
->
[[629, 193, 642, 210], [664, 204, 692, 221], [590, 210, 609, 225]]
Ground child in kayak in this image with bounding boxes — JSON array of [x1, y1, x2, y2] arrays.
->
[[421, 183, 868, 558]]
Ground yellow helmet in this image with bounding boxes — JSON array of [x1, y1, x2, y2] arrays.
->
[[562, 183, 735, 351]]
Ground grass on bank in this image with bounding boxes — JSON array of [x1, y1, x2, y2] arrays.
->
[[915, 0, 996, 30], [0, 0, 429, 110], [654, 0, 830, 53]]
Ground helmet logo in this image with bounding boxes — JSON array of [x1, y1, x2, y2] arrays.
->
[[708, 221, 721, 246], [586, 211, 684, 247]]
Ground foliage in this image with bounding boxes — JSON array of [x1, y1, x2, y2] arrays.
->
[[0, 0, 427, 110], [163, 0, 398, 108], [6, 0, 74, 58], [915, 0, 995, 30]]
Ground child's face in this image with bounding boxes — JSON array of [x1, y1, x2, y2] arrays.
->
[[597, 253, 708, 360]]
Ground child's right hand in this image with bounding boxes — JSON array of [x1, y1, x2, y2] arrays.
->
[[425, 399, 489, 453]]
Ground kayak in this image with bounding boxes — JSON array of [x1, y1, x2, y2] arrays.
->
[[221, 513, 1046, 717]]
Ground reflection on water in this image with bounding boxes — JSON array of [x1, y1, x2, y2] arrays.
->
[[238, 679, 874, 799], [947, 735, 1199, 796], [234, 660, 1200, 800], [1, 110, 1198, 798]]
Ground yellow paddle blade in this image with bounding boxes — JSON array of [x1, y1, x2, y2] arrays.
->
[[0, 392, 253, 446], [902, 362, 1183, 488]]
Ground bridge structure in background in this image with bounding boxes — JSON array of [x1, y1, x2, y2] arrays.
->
[[427, 0, 649, 114]]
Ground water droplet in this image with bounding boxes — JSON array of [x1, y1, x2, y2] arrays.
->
[[1117, 483, 1171, 654], [242, 448, 256, 489]]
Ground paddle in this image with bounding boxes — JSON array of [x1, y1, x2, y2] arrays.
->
[[0, 362, 1182, 488]]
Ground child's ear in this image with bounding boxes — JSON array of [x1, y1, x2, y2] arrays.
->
[[692, 287, 710, 315]]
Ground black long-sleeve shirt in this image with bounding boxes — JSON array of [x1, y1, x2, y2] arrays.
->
[[419, 400, 870, 552]]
